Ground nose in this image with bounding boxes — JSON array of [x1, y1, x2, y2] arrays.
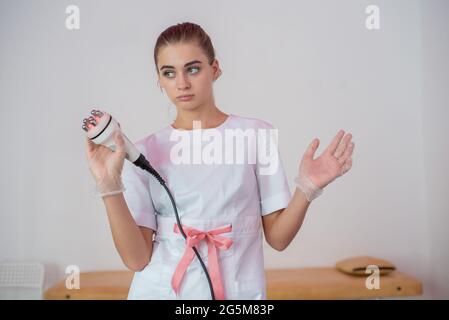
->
[[176, 71, 191, 91]]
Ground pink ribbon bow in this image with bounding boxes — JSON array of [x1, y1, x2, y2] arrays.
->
[[171, 223, 233, 300]]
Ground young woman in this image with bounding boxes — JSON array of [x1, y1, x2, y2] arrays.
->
[[84, 22, 354, 300]]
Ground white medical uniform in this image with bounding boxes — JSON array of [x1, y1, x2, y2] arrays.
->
[[122, 114, 292, 300]]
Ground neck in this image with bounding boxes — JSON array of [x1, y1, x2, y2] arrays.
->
[[172, 99, 228, 130]]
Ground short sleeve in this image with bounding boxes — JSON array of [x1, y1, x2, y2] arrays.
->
[[255, 123, 292, 216], [121, 142, 157, 231]]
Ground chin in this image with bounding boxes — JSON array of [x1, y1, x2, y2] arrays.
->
[[174, 101, 202, 111]]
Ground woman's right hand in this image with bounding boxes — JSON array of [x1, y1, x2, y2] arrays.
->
[[85, 131, 127, 193]]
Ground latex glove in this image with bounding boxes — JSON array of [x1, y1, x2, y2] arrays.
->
[[85, 130, 127, 197], [295, 130, 354, 202]]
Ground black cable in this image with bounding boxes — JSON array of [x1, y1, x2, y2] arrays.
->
[[133, 154, 216, 300]]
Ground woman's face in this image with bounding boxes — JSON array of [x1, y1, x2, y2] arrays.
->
[[156, 42, 221, 112]]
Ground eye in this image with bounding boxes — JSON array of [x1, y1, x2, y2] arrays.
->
[[188, 66, 200, 74], [163, 66, 200, 78], [163, 70, 175, 78]]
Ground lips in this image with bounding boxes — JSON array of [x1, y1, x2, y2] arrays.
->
[[177, 94, 195, 101]]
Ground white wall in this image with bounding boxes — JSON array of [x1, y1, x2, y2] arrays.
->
[[420, 0, 449, 299], [0, 0, 446, 298]]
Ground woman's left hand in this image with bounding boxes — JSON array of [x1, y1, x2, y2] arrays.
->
[[298, 130, 354, 189]]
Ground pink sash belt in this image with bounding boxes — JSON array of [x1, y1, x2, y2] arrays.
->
[[171, 223, 233, 299]]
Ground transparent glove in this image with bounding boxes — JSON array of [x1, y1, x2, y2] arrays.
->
[[85, 131, 127, 198], [295, 131, 354, 202], [294, 174, 323, 202], [93, 173, 126, 198]]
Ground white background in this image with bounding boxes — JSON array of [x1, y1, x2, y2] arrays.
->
[[0, 0, 448, 298]]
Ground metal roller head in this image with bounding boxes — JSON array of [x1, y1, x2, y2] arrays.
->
[[87, 117, 97, 126], [90, 109, 104, 117]]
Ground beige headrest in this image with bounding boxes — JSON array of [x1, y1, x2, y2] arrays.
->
[[336, 256, 396, 276]]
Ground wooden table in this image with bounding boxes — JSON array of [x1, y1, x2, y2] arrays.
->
[[44, 268, 422, 300]]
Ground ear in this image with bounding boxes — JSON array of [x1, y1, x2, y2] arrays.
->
[[211, 58, 222, 81]]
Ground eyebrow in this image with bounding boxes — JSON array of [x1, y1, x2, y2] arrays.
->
[[160, 60, 203, 71]]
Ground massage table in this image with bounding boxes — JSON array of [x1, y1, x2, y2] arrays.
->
[[44, 267, 422, 299]]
